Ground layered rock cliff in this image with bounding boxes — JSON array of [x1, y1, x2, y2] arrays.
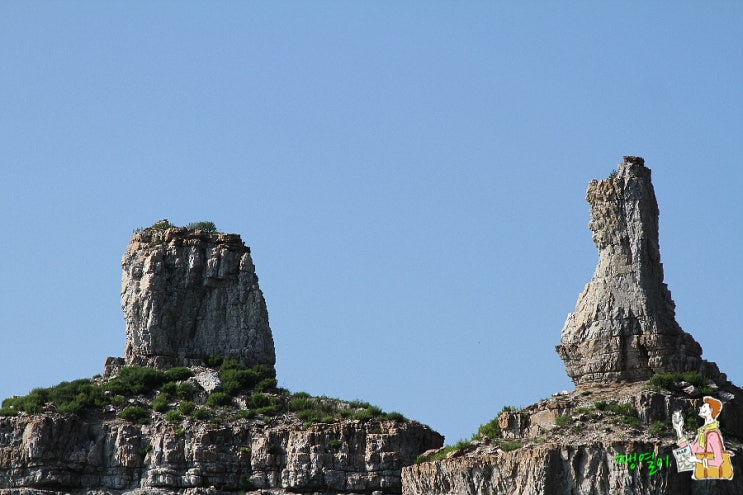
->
[[120, 222, 275, 371], [403, 157, 742, 495], [0, 406, 441, 494]]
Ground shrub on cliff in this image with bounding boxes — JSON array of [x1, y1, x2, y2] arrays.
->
[[120, 406, 149, 423], [219, 361, 275, 396], [1, 379, 107, 415], [186, 221, 217, 233], [104, 366, 168, 396]]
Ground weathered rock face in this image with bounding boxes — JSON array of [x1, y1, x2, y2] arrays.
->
[[0, 412, 442, 495], [403, 441, 743, 495], [121, 225, 275, 371], [403, 382, 743, 495], [556, 157, 710, 386]]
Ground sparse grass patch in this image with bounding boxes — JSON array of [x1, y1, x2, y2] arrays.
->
[[500, 440, 522, 451], [555, 414, 572, 427], [650, 371, 708, 391], [649, 420, 671, 437]]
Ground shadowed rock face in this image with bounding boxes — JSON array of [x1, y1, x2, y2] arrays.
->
[[121, 225, 276, 371], [556, 157, 710, 386]]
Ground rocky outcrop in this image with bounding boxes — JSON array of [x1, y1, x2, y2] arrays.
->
[[403, 382, 743, 495], [403, 440, 743, 495], [0, 221, 444, 495], [404, 157, 743, 495], [120, 223, 275, 371], [0, 412, 442, 494], [556, 157, 713, 386]]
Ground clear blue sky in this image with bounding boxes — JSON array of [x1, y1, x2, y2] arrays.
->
[[1, 2, 741, 444]]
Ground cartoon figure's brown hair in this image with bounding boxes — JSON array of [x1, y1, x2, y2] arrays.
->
[[704, 396, 723, 419]]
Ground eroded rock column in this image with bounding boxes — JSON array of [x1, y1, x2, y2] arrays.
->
[[556, 157, 707, 386]]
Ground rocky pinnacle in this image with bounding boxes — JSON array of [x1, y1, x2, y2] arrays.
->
[[120, 223, 276, 371], [556, 157, 717, 386]]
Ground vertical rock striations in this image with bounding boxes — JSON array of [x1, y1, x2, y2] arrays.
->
[[121, 223, 276, 371], [556, 157, 712, 386]]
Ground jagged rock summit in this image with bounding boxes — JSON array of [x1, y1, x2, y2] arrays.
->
[[556, 157, 717, 386], [120, 221, 276, 372]]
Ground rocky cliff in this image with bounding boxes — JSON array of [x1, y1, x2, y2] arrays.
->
[[0, 221, 443, 495], [403, 157, 742, 495], [0, 405, 441, 495], [120, 222, 275, 371]]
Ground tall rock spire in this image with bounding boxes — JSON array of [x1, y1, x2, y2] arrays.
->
[[120, 222, 276, 372], [556, 157, 713, 386]]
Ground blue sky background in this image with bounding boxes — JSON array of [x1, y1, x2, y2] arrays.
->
[[1, 2, 741, 444]]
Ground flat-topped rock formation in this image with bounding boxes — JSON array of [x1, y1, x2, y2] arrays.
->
[[120, 222, 276, 371], [556, 157, 716, 386]]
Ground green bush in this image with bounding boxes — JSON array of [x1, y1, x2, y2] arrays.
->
[[176, 382, 194, 401], [247, 392, 271, 408], [649, 420, 671, 437], [204, 354, 224, 368], [477, 417, 501, 440], [164, 367, 194, 382], [1, 378, 108, 416], [219, 362, 275, 396], [186, 221, 217, 233], [353, 409, 374, 421], [206, 392, 233, 408], [161, 381, 177, 397], [385, 411, 406, 421], [165, 410, 182, 423], [594, 400, 608, 411], [239, 409, 257, 420], [105, 366, 166, 396], [120, 406, 149, 423], [650, 371, 707, 390], [606, 403, 635, 417], [500, 440, 522, 451], [329, 438, 343, 449], [192, 407, 211, 420], [152, 394, 170, 413], [555, 414, 572, 427], [150, 219, 173, 230], [257, 405, 282, 416], [178, 401, 196, 416]]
